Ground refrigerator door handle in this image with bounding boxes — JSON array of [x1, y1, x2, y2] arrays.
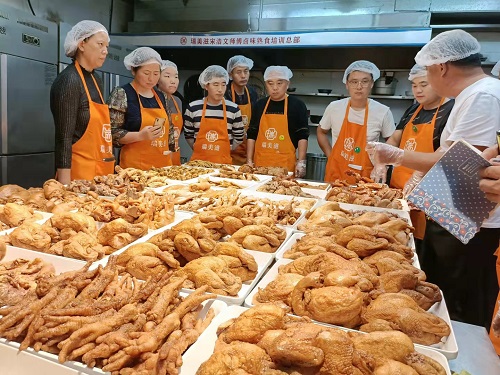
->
[[1, 54, 7, 155]]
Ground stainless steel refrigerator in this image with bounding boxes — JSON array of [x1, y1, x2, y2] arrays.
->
[[0, 5, 58, 188], [58, 23, 135, 164]]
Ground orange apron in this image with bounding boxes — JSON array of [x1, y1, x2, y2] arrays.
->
[[489, 246, 500, 355], [190, 98, 232, 164], [230, 86, 252, 165], [120, 84, 172, 170], [253, 96, 296, 172], [391, 99, 443, 240], [170, 97, 183, 165], [71, 61, 114, 180], [324, 100, 372, 184]]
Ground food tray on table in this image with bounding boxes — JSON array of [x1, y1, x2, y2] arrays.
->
[[89, 211, 195, 270], [1, 245, 87, 274], [294, 178, 332, 200], [295, 200, 412, 227], [277, 231, 419, 267], [244, 258, 458, 359], [238, 189, 320, 211], [180, 248, 274, 305], [0, 297, 228, 375], [180, 304, 452, 375]]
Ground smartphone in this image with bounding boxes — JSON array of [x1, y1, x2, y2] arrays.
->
[[154, 117, 166, 129]]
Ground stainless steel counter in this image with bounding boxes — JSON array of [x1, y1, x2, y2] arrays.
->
[[449, 320, 500, 374]]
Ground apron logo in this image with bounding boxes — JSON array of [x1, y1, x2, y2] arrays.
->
[[404, 138, 417, 151], [265, 128, 277, 140], [242, 115, 248, 126], [205, 130, 219, 142], [343, 137, 355, 152], [102, 124, 112, 143]]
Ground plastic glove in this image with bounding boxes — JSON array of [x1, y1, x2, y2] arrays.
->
[[295, 160, 306, 178], [366, 142, 404, 167], [246, 159, 254, 167], [370, 165, 387, 183], [403, 171, 425, 197]]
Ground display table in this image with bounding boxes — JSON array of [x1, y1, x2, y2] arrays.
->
[[449, 320, 500, 374]]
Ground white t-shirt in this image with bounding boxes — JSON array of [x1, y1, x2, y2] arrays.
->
[[319, 98, 395, 146], [439, 77, 500, 228]]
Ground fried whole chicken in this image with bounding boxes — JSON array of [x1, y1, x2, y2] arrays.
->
[[174, 256, 242, 296], [361, 293, 451, 345], [291, 271, 369, 328], [198, 304, 447, 375]]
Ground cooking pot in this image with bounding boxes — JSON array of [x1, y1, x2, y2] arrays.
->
[[372, 76, 398, 95]]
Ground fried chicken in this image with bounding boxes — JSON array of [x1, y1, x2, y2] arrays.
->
[[0, 203, 42, 228], [253, 273, 304, 308], [10, 222, 52, 252], [196, 341, 277, 375], [97, 218, 148, 250], [279, 253, 379, 288], [174, 256, 242, 296], [291, 272, 365, 328], [361, 293, 451, 345]]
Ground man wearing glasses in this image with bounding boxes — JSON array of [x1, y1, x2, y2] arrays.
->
[[317, 60, 395, 183]]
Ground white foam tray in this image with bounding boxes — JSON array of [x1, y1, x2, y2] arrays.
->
[[276, 231, 420, 268], [180, 248, 274, 306], [180, 304, 451, 374], [0, 297, 228, 375], [244, 258, 458, 360]]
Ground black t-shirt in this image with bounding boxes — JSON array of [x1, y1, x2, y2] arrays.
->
[[247, 95, 309, 149], [224, 82, 259, 107], [396, 99, 455, 151], [122, 84, 168, 132]]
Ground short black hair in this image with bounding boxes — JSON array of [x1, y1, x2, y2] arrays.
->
[[448, 53, 482, 68]]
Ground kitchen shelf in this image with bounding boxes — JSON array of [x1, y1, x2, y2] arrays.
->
[[290, 92, 415, 100]]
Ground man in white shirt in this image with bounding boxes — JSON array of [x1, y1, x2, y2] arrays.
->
[[368, 30, 500, 329], [317, 60, 395, 182]]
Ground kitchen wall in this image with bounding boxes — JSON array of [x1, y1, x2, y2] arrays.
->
[[0, 0, 132, 32]]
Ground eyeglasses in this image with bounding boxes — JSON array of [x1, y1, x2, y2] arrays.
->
[[347, 79, 372, 87]]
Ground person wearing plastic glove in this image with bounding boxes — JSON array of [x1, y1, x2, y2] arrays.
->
[[108, 47, 174, 170], [51, 20, 113, 184], [480, 145, 500, 351], [184, 65, 244, 164], [383, 64, 455, 243], [370, 29, 500, 330], [317, 60, 395, 183], [224, 55, 259, 165], [157, 60, 183, 165], [246, 66, 309, 177]]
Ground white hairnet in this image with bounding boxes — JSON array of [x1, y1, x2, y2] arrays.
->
[[227, 55, 254, 74], [492, 60, 500, 77], [408, 64, 427, 81], [161, 60, 178, 72], [415, 29, 481, 66], [342, 60, 380, 83], [198, 65, 229, 88], [124, 47, 162, 70], [264, 66, 293, 81], [64, 20, 109, 58]]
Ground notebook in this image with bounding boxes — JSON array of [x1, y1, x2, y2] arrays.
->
[[407, 140, 497, 244]]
